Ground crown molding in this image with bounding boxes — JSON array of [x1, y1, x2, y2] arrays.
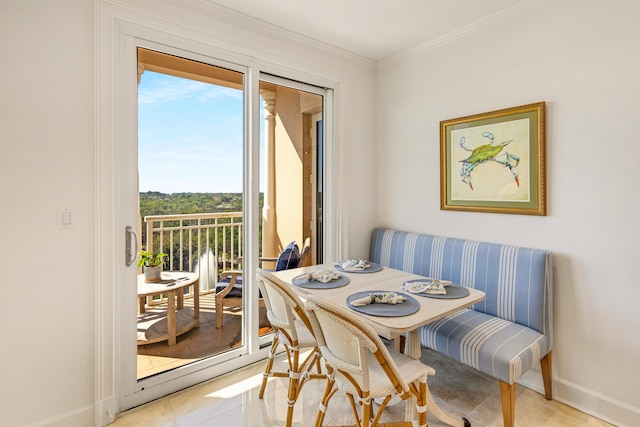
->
[[380, 0, 550, 66], [163, 0, 377, 68]]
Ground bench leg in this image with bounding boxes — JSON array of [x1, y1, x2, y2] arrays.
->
[[540, 351, 553, 400], [396, 334, 406, 354], [499, 381, 515, 427]]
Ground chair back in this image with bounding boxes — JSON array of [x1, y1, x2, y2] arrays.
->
[[298, 237, 311, 267], [304, 294, 408, 395], [255, 270, 315, 345]]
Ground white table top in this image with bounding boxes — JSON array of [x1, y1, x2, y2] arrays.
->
[[137, 271, 199, 297], [265, 263, 485, 340]]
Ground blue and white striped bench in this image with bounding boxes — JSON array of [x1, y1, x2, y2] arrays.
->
[[370, 228, 553, 427]]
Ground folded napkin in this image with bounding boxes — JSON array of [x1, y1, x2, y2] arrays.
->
[[350, 292, 407, 307], [341, 258, 371, 271], [299, 269, 341, 283], [407, 280, 447, 295]]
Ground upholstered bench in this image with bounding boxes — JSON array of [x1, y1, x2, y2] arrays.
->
[[369, 228, 553, 427]]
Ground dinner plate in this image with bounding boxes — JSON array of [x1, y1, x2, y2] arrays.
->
[[334, 261, 384, 274], [346, 291, 419, 317], [402, 279, 470, 299], [291, 273, 350, 289]]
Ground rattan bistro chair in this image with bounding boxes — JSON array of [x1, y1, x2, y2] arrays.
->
[[304, 294, 436, 427], [255, 270, 325, 426]]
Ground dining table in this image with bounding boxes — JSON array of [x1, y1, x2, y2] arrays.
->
[[263, 262, 486, 427]]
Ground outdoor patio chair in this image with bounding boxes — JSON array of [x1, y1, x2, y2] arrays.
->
[[215, 239, 309, 328], [304, 294, 436, 427], [255, 270, 325, 426]]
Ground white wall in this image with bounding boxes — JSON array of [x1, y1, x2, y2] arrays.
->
[[1, 1, 96, 426], [1, 0, 377, 425], [376, 1, 640, 425], [6, 0, 638, 425]]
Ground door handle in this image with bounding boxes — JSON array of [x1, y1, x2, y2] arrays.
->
[[125, 226, 138, 267]]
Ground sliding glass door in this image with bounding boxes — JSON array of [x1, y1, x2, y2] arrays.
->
[[120, 44, 329, 411]]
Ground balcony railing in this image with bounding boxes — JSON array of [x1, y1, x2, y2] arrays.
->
[[143, 212, 243, 294]]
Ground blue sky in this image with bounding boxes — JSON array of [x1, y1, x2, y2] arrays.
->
[[138, 71, 247, 193]]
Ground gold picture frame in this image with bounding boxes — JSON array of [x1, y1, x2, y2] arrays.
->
[[440, 102, 546, 215]]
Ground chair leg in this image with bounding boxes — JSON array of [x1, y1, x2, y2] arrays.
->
[[315, 376, 336, 427], [285, 384, 297, 427], [361, 399, 372, 427], [285, 348, 301, 427], [417, 379, 428, 427], [215, 301, 223, 328], [499, 381, 515, 427], [259, 337, 279, 398], [540, 351, 553, 400]]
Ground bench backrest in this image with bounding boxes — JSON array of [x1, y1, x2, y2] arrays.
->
[[370, 228, 552, 338]]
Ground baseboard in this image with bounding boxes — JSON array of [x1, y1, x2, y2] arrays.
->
[[554, 377, 640, 427], [24, 404, 94, 427], [95, 395, 118, 426], [517, 367, 640, 427]]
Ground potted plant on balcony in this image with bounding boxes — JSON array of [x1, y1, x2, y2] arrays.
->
[[138, 250, 168, 282]]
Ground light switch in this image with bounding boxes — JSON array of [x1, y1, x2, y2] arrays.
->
[[57, 208, 74, 229]]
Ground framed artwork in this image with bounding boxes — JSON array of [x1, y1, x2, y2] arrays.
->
[[440, 102, 546, 215]]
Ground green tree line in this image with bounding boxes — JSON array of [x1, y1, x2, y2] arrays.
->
[[140, 191, 246, 218]]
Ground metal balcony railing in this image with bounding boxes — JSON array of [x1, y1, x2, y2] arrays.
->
[[142, 212, 243, 294]]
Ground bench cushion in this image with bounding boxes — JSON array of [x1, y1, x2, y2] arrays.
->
[[419, 308, 549, 384], [216, 275, 243, 298]]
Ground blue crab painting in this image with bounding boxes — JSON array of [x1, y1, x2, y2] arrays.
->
[[459, 132, 520, 190]]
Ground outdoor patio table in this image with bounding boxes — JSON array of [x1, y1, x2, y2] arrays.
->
[[137, 271, 200, 346]]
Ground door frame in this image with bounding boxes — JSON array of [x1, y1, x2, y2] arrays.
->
[[95, 7, 342, 422]]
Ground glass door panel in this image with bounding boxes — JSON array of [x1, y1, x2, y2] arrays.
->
[[257, 77, 324, 347], [258, 78, 323, 270], [136, 48, 245, 379]]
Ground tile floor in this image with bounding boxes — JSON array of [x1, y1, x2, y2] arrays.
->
[[118, 346, 614, 427]]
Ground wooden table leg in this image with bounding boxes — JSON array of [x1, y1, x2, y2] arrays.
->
[[177, 291, 184, 309], [405, 330, 468, 427], [167, 290, 176, 346], [404, 331, 420, 421]]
